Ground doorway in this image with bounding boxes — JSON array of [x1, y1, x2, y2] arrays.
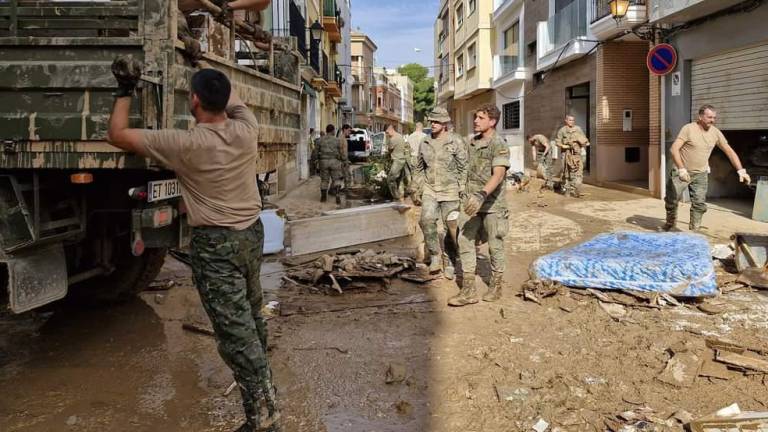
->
[[566, 83, 591, 172]]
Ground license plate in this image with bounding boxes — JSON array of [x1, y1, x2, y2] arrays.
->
[[147, 179, 182, 202]]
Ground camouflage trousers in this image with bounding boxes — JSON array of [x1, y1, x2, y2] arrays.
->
[[536, 151, 554, 189], [419, 195, 459, 268], [318, 158, 345, 191], [664, 168, 709, 226], [458, 210, 509, 275], [562, 152, 583, 195], [387, 159, 411, 199], [190, 219, 279, 427]]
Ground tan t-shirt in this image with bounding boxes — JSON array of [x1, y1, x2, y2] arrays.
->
[[142, 102, 262, 230], [675, 122, 727, 173]]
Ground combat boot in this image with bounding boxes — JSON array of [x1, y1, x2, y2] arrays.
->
[[320, 189, 327, 203], [443, 256, 455, 280], [662, 214, 676, 231], [335, 187, 342, 205], [689, 212, 703, 233], [447, 274, 479, 307], [428, 255, 442, 274], [483, 272, 503, 302]]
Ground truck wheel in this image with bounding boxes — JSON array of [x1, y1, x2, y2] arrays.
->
[[79, 247, 167, 303]]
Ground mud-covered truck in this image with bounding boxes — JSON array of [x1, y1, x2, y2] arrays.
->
[[0, 0, 301, 313]]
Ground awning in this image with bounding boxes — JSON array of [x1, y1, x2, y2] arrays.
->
[[302, 81, 317, 98]]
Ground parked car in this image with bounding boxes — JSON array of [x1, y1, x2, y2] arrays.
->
[[347, 128, 372, 161]]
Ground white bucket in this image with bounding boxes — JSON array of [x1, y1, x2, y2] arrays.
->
[[261, 209, 285, 255]]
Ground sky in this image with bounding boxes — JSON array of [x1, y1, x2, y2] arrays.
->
[[350, 0, 440, 74]]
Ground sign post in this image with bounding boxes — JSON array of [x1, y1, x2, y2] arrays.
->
[[647, 43, 678, 76]]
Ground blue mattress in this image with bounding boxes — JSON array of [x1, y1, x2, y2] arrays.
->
[[531, 231, 717, 297]]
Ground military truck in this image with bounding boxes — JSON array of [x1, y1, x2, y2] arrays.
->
[[0, 0, 301, 313]]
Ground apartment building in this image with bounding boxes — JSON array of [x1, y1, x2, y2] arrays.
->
[[434, 0, 456, 121], [371, 68, 403, 132], [386, 72, 416, 128], [350, 31, 378, 128]]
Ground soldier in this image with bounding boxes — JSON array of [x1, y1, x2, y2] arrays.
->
[[528, 133, 553, 190], [407, 122, 427, 167], [385, 124, 412, 202], [339, 124, 352, 189], [449, 103, 510, 306], [311, 124, 347, 204], [413, 107, 467, 279], [107, 57, 279, 432], [555, 114, 589, 197], [664, 104, 750, 232]]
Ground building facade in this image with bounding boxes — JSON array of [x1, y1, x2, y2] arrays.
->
[[371, 68, 403, 132], [435, 0, 456, 120], [387, 72, 415, 128], [350, 31, 378, 128]]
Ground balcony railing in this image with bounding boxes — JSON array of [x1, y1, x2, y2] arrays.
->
[[494, 55, 519, 79], [322, 52, 330, 82], [289, 0, 307, 58], [310, 38, 321, 74], [592, 0, 645, 23], [548, 0, 588, 49], [324, 0, 338, 17]]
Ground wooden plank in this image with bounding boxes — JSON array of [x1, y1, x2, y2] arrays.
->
[[288, 206, 416, 256], [322, 202, 410, 215], [715, 350, 768, 373]]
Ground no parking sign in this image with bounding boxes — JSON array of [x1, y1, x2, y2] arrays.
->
[[647, 43, 678, 76]]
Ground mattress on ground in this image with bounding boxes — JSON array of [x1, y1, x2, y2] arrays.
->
[[531, 231, 717, 297]]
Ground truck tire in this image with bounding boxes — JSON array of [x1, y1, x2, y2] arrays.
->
[[79, 247, 167, 303]]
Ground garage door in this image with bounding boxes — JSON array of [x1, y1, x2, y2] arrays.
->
[[691, 42, 768, 130]]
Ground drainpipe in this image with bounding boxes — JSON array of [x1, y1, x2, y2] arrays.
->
[[660, 71, 666, 200]]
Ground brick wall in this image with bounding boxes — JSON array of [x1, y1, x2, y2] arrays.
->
[[649, 65, 662, 197], [595, 41, 650, 184]]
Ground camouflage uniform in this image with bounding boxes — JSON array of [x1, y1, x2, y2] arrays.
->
[[453, 131, 510, 304], [556, 125, 589, 196], [413, 109, 467, 276], [387, 133, 412, 199], [311, 134, 346, 201], [189, 220, 279, 430], [531, 134, 553, 189]]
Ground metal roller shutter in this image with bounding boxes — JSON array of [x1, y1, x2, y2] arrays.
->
[[691, 42, 768, 130]]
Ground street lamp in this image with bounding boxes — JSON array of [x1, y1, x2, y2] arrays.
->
[[309, 20, 324, 41], [609, 0, 630, 23]]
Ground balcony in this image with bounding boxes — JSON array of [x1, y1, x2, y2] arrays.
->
[[438, 33, 448, 56], [493, 0, 523, 17], [324, 64, 342, 98], [322, 0, 341, 43], [649, 0, 745, 24], [493, 55, 525, 84], [536, 0, 598, 71], [289, 0, 307, 59], [590, 0, 647, 41]]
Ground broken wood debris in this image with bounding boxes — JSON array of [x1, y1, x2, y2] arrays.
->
[[689, 404, 768, 432], [521, 279, 564, 304], [182, 322, 215, 337], [282, 249, 415, 294]]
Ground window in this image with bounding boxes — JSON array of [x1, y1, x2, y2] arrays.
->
[[467, 43, 477, 70], [503, 101, 520, 129], [456, 4, 464, 28], [468, 0, 476, 14], [456, 54, 464, 77], [503, 22, 519, 57]]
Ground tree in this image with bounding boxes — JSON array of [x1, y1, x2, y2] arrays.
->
[[397, 63, 435, 123]]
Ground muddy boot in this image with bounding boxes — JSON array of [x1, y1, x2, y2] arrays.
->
[[662, 213, 676, 231], [689, 212, 703, 232], [483, 272, 503, 302], [320, 189, 327, 203], [335, 187, 342, 205], [428, 255, 442, 274], [448, 274, 479, 307]]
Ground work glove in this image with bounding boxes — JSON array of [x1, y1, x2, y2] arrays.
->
[[677, 168, 691, 183], [463, 191, 487, 217], [213, 0, 233, 26], [111, 56, 143, 98], [737, 169, 751, 184]]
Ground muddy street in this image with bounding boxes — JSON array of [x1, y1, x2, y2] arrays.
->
[[2, 182, 768, 431]]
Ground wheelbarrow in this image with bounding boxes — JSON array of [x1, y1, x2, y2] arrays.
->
[[733, 233, 768, 289]]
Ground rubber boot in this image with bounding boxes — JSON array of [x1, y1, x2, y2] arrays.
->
[[483, 272, 503, 302], [428, 255, 442, 274], [320, 189, 327, 203], [448, 274, 479, 307], [443, 256, 455, 280], [689, 211, 703, 232]]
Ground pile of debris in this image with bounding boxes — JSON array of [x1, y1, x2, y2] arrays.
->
[[283, 249, 417, 294]]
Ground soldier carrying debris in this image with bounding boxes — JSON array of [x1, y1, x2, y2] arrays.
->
[[556, 114, 589, 197], [385, 124, 412, 203], [107, 57, 280, 432], [664, 104, 751, 232], [528, 133, 554, 190], [449, 103, 510, 306], [311, 124, 347, 204], [412, 107, 467, 279]]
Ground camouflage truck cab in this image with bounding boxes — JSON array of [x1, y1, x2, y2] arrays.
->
[[0, 0, 301, 313]]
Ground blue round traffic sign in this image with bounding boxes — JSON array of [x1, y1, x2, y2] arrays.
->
[[647, 43, 677, 76]]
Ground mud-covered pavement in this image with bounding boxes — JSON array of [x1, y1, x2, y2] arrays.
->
[[2, 180, 768, 432]]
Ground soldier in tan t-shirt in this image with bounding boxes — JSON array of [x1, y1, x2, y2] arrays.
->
[[664, 104, 751, 232], [107, 57, 280, 432]]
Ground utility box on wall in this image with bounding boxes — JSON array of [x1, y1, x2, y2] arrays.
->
[[623, 109, 633, 132]]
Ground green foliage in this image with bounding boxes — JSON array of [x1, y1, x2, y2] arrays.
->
[[397, 63, 435, 123]]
